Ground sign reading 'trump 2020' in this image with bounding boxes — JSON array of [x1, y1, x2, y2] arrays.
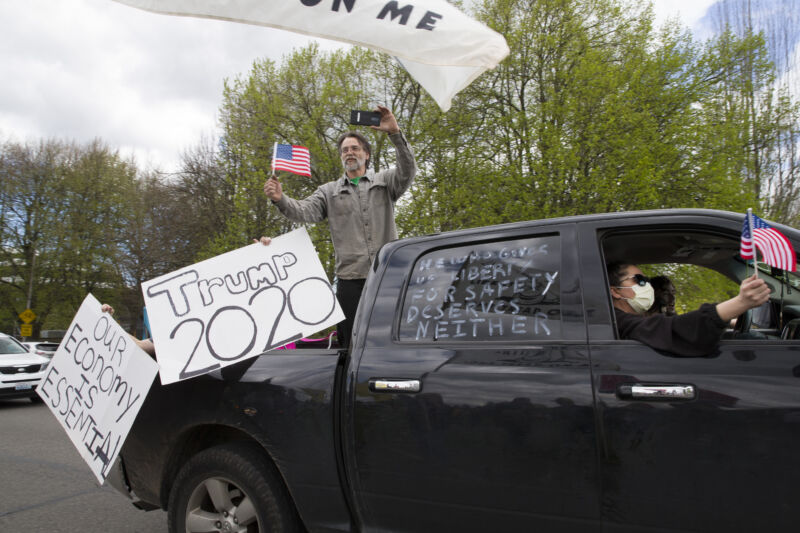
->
[[142, 227, 344, 384]]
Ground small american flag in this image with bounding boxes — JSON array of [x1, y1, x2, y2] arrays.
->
[[272, 143, 311, 177], [741, 212, 796, 271]]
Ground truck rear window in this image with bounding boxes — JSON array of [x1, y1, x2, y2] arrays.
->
[[399, 235, 561, 342]]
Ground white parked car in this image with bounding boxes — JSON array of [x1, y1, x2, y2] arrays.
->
[[22, 341, 60, 359], [0, 333, 50, 402]]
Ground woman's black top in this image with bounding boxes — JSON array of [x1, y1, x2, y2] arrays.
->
[[614, 303, 727, 356]]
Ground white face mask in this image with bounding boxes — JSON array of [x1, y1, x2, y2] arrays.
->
[[620, 282, 655, 314]]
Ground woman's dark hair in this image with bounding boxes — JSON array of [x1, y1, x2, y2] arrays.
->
[[606, 262, 632, 286], [648, 275, 676, 316], [337, 131, 372, 169], [650, 275, 672, 292]]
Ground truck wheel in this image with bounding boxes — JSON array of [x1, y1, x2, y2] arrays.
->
[[168, 442, 300, 533]]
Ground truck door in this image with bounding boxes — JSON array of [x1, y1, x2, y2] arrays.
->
[[346, 225, 601, 532], [581, 219, 800, 533]]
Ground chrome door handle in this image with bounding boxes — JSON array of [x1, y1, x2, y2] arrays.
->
[[369, 379, 421, 393], [617, 384, 696, 400]]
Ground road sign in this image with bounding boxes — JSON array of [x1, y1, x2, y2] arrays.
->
[[20, 324, 33, 337], [19, 309, 36, 324]]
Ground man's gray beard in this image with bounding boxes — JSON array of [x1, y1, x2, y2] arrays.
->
[[344, 159, 363, 172]]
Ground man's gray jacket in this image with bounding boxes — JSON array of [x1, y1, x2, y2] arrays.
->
[[273, 131, 417, 279]]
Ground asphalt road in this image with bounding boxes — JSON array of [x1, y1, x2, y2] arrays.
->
[[0, 398, 168, 532]]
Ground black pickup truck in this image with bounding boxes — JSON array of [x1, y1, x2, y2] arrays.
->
[[109, 209, 800, 533]]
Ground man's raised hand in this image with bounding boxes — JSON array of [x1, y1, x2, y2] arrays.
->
[[373, 105, 400, 135], [264, 175, 283, 202]]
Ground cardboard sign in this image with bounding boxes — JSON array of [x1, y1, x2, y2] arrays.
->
[[142, 227, 344, 384], [38, 294, 159, 484]]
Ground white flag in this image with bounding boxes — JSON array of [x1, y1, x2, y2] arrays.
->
[[112, 0, 509, 111]]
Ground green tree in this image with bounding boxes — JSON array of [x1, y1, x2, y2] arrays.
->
[[397, 0, 790, 233], [0, 139, 138, 334], [0, 139, 66, 334], [705, 0, 800, 224], [49, 140, 138, 319]]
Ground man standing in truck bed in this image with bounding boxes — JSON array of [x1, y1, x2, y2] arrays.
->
[[264, 106, 417, 348]]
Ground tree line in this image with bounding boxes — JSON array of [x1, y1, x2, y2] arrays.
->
[[2, 0, 798, 334]]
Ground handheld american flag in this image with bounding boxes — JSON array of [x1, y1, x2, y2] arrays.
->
[[272, 143, 311, 177], [741, 211, 797, 272]]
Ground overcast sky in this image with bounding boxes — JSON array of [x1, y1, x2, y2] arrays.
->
[[0, 0, 718, 174]]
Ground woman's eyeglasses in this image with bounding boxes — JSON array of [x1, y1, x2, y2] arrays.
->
[[619, 273, 650, 287]]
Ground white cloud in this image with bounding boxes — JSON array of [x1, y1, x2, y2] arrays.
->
[[651, 0, 718, 28], [0, 0, 342, 172]]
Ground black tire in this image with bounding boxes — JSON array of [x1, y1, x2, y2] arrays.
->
[[29, 395, 42, 403], [168, 442, 301, 533]]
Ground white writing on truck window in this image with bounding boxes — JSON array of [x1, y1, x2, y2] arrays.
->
[[400, 236, 561, 342]]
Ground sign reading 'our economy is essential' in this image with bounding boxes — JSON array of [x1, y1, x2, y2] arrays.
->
[[111, 0, 509, 111], [142, 227, 344, 385], [38, 294, 159, 483]]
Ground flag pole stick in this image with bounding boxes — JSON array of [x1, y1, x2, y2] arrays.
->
[[271, 142, 277, 177], [747, 208, 758, 279]]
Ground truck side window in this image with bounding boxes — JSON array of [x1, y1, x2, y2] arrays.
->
[[398, 235, 561, 342]]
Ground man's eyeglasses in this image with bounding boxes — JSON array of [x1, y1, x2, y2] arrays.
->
[[341, 146, 362, 154], [617, 274, 650, 287]]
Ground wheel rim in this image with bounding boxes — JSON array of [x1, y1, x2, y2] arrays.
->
[[184, 476, 261, 533]]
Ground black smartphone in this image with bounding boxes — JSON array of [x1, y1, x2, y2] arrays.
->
[[349, 110, 381, 126]]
